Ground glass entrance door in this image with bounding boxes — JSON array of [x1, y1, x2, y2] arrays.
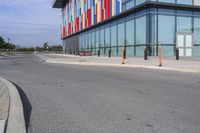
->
[[176, 33, 193, 56]]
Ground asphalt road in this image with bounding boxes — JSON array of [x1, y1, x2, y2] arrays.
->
[[0, 54, 200, 133]]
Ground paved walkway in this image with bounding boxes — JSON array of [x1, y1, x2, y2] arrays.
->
[[38, 54, 200, 73]]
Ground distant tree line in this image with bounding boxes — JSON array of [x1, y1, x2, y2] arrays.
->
[[0, 36, 62, 52], [34, 42, 63, 52], [16, 47, 35, 52]]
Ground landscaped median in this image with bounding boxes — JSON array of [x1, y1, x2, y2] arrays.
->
[[0, 77, 26, 133]]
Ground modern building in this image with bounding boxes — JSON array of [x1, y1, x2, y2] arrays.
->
[[53, 0, 200, 57]]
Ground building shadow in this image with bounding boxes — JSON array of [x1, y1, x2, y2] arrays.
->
[[12, 83, 32, 132]]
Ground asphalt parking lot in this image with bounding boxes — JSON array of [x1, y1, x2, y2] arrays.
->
[[0, 54, 200, 133]]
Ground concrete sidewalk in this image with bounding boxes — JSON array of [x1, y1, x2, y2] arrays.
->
[[38, 54, 200, 74], [0, 77, 26, 133]]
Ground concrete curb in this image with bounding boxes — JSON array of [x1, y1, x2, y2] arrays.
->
[[35, 54, 200, 74], [0, 79, 10, 133], [0, 77, 26, 133], [45, 59, 200, 74], [0, 120, 6, 133]]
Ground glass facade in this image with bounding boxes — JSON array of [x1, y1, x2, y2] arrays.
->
[[80, 10, 148, 57], [79, 6, 200, 57], [55, 0, 200, 57]]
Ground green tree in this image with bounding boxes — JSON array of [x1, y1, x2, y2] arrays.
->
[[43, 42, 48, 50], [49, 45, 63, 51], [35, 46, 44, 52], [0, 36, 5, 49], [5, 43, 15, 50]]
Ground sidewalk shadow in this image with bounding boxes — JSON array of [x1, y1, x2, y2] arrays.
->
[[13, 83, 32, 132]]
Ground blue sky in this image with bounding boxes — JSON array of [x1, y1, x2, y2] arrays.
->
[[0, 0, 61, 47]]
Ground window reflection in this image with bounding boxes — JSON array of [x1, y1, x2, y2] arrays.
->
[[177, 17, 192, 33], [177, 0, 193, 5], [136, 16, 146, 44], [158, 15, 175, 44], [194, 18, 200, 44], [126, 19, 135, 45]]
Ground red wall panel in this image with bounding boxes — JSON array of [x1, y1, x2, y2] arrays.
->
[[87, 9, 91, 27]]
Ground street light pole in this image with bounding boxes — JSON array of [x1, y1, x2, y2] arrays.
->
[[7, 38, 10, 44]]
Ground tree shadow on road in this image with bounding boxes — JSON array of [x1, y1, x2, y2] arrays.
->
[[13, 83, 32, 133]]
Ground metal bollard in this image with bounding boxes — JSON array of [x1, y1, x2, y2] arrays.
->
[[158, 44, 162, 66], [108, 49, 111, 58], [122, 47, 125, 64], [98, 50, 100, 57], [124, 47, 126, 59], [156, 44, 159, 56], [176, 48, 179, 60], [144, 48, 148, 60]]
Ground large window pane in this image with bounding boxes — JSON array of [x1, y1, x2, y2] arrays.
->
[[162, 46, 175, 56], [158, 0, 175, 3], [135, 0, 146, 5], [135, 46, 145, 56], [193, 46, 200, 56], [136, 16, 146, 44], [86, 32, 89, 49], [177, 10, 193, 15], [158, 15, 175, 44], [83, 34, 86, 50], [151, 14, 157, 44], [126, 46, 135, 57], [177, 0, 193, 5], [126, 19, 135, 45], [89, 32, 91, 49], [158, 8, 176, 14], [111, 25, 117, 46], [95, 29, 100, 48], [123, 0, 135, 11], [126, 0, 135, 10], [118, 22, 125, 46], [100, 28, 104, 47], [91, 31, 96, 54], [91, 31, 95, 48], [194, 18, 200, 44], [79, 35, 82, 50], [111, 47, 117, 56], [177, 17, 192, 33], [105, 27, 110, 47]]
